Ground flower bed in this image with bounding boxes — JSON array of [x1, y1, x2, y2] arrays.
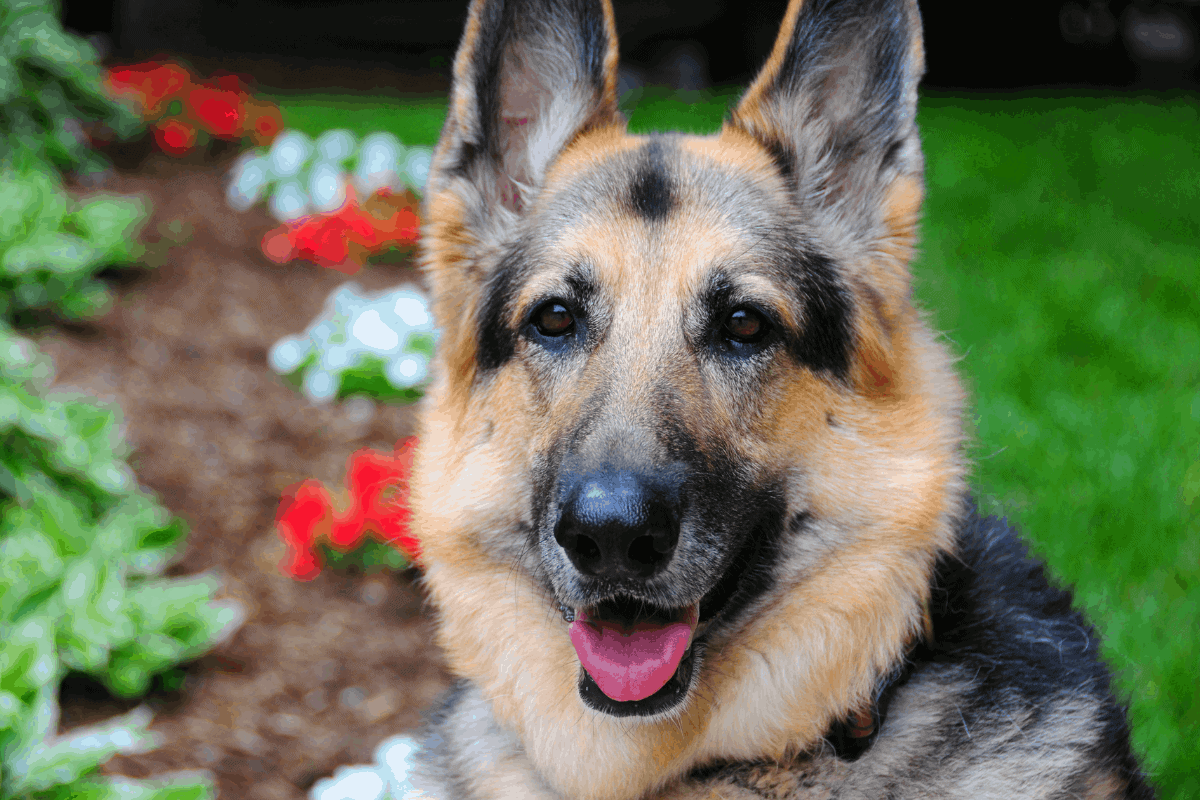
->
[[104, 60, 282, 157]]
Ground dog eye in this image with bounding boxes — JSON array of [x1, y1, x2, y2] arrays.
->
[[723, 307, 769, 344], [533, 301, 575, 337]]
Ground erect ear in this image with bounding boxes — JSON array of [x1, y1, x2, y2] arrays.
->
[[422, 0, 620, 392], [732, 0, 925, 272], [427, 0, 620, 239], [731, 0, 925, 397]]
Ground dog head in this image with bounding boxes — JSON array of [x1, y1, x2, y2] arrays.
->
[[413, 0, 966, 796]]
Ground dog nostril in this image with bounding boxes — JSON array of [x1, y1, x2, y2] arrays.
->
[[649, 527, 674, 555], [575, 533, 601, 563], [556, 526, 603, 571], [626, 533, 671, 574]]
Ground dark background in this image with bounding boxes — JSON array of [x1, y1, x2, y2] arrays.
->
[[63, 0, 1199, 91]]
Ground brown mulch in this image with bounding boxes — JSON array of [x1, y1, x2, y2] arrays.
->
[[41, 153, 452, 800]]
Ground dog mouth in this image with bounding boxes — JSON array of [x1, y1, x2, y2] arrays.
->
[[568, 598, 700, 705], [561, 513, 777, 717]]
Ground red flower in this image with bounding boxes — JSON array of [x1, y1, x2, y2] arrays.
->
[[275, 438, 421, 580], [293, 216, 352, 266], [153, 119, 197, 155], [251, 106, 283, 143], [331, 438, 422, 557], [276, 480, 334, 581], [259, 187, 422, 271], [186, 86, 243, 138], [106, 61, 191, 118], [209, 72, 254, 94]]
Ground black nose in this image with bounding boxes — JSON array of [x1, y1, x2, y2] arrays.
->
[[554, 469, 679, 579]]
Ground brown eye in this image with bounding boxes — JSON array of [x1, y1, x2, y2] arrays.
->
[[724, 307, 768, 343], [534, 302, 575, 337]]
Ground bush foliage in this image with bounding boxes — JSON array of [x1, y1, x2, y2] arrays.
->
[[1, 158, 147, 324], [1, 326, 236, 799], [0, 0, 139, 176]]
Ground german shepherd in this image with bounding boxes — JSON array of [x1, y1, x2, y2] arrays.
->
[[408, 0, 1154, 796]]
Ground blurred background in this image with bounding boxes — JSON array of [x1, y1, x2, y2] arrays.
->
[[1, 2, 1196, 800], [62, 0, 1200, 91]]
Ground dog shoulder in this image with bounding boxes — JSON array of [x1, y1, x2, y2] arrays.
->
[[893, 506, 1155, 798], [411, 679, 561, 800]]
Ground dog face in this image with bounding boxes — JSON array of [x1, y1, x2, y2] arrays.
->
[[414, 0, 967, 796]]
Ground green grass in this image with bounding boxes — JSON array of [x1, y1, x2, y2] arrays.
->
[[276, 88, 1200, 796], [916, 93, 1200, 797], [274, 91, 449, 145]]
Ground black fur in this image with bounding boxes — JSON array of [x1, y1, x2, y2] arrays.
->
[[696, 487, 789, 628], [774, 0, 910, 141], [790, 247, 854, 382], [683, 505, 1155, 796], [695, 262, 852, 382], [762, 137, 798, 184], [474, 245, 527, 372], [919, 505, 1155, 797], [415, 679, 472, 798], [626, 139, 676, 220]]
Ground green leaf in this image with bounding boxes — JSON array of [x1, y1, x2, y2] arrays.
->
[[8, 706, 158, 795], [124, 579, 217, 632], [0, 529, 63, 620], [0, 615, 57, 697], [0, 688, 20, 729], [67, 196, 149, 259], [0, 57, 20, 105], [2, 231, 99, 276]]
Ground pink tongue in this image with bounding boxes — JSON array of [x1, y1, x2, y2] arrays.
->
[[569, 616, 692, 702]]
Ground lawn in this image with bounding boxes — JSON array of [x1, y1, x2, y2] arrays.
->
[[277, 88, 1200, 796]]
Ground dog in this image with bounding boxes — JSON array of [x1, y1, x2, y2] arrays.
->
[[407, 0, 1155, 796]]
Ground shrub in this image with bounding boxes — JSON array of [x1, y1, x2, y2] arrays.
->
[[0, 157, 148, 324], [0, 0, 140, 176], [1, 326, 239, 799]]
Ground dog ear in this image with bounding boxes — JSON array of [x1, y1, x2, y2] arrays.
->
[[427, 0, 620, 238], [732, 0, 926, 397], [732, 0, 925, 262], [423, 0, 620, 391]]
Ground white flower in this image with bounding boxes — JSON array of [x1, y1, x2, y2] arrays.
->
[[271, 283, 437, 404], [394, 294, 430, 327], [269, 179, 309, 221], [268, 336, 314, 373], [303, 368, 338, 402], [310, 765, 387, 800], [385, 354, 427, 388], [269, 130, 314, 178], [352, 309, 400, 351], [227, 150, 271, 211], [401, 148, 433, 190], [309, 161, 348, 213], [316, 129, 357, 163], [377, 736, 429, 798], [355, 132, 403, 195]]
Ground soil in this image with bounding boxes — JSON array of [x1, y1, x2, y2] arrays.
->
[[42, 150, 452, 800]]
